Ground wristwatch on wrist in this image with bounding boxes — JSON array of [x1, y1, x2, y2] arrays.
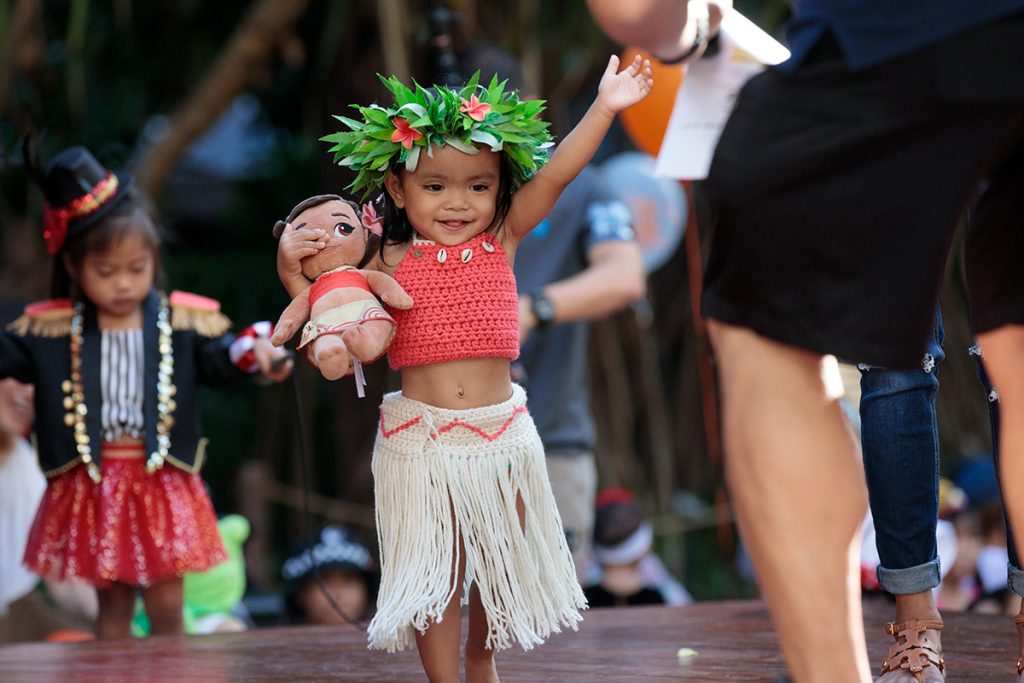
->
[[530, 289, 556, 329], [655, 0, 711, 65]]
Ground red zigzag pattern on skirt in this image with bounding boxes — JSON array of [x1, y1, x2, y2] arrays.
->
[[379, 406, 528, 442]]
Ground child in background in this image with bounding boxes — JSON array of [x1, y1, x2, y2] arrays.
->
[[0, 145, 292, 639], [954, 456, 1020, 614], [282, 525, 378, 625], [584, 488, 678, 608], [279, 56, 652, 682]]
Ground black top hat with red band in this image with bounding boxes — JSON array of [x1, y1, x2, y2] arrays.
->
[[25, 144, 133, 255]]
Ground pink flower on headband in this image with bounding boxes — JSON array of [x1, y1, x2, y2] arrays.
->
[[459, 94, 491, 122], [390, 117, 423, 150], [361, 201, 383, 236]]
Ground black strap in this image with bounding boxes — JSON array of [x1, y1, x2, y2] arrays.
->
[[289, 352, 369, 631]]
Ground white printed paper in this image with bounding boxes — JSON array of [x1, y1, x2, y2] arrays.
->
[[654, 9, 790, 180]]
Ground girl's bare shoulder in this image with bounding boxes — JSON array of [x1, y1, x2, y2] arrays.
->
[[495, 226, 518, 267]]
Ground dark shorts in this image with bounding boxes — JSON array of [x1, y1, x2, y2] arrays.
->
[[701, 14, 1024, 368]]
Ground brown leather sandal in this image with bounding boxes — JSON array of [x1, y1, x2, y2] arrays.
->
[[1014, 613, 1024, 676], [879, 619, 944, 682]]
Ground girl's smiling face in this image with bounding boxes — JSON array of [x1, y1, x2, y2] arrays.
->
[[384, 144, 501, 246]]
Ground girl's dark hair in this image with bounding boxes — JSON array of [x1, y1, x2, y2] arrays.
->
[[378, 152, 514, 263], [51, 187, 164, 298]]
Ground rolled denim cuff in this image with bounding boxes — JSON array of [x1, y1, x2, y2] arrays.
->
[[877, 557, 941, 595], [1008, 562, 1024, 597]]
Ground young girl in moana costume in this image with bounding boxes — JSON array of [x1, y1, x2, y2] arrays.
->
[[279, 57, 653, 682]]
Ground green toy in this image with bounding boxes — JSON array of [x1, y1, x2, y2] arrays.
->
[[132, 514, 250, 636]]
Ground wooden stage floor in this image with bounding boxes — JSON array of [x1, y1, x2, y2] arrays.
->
[[0, 599, 1016, 682]]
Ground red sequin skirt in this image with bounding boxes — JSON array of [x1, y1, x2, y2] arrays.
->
[[23, 444, 227, 588]]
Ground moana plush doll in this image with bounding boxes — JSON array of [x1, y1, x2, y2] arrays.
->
[[271, 195, 412, 386]]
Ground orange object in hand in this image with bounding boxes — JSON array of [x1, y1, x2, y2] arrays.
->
[[619, 48, 685, 157]]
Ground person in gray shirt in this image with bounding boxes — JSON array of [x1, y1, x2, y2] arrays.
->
[[514, 165, 644, 579]]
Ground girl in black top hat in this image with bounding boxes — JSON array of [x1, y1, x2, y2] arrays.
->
[[0, 144, 293, 639]]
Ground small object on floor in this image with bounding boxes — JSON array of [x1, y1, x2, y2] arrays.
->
[[44, 629, 94, 643], [676, 647, 698, 660]]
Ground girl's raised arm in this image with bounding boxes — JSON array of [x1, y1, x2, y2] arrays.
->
[[504, 55, 652, 241]]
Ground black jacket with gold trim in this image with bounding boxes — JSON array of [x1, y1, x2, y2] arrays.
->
[[0, 289, 249, 478]]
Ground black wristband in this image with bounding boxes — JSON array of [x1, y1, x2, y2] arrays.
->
[[529, 289, 556, 329], [654, 3, 710, 65]]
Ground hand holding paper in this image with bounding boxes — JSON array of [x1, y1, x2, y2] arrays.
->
[[654, 9, 790, 180]]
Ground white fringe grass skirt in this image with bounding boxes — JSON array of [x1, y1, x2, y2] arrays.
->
[[368, 384, 586, 653]]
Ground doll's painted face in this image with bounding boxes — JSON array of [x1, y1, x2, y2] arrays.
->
[[296, 200, 367, 280]]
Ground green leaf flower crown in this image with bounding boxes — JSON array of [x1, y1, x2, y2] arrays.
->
[[322, 71, 554, 199]]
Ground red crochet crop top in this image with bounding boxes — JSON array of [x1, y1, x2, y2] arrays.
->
[[387, 233, 519, 369]]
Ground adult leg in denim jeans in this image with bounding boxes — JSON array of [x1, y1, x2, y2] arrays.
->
[[859, 308, 945, 683]]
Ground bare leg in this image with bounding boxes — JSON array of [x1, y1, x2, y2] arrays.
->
[[143, 578, 185, 636], [974, 324, 1024, 678], [416, 532, 468, 683], [465, 585, 499, 683], [96, 582, 136, 640], [708, 321, 871, 683], [464, 493, 525, 683]]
